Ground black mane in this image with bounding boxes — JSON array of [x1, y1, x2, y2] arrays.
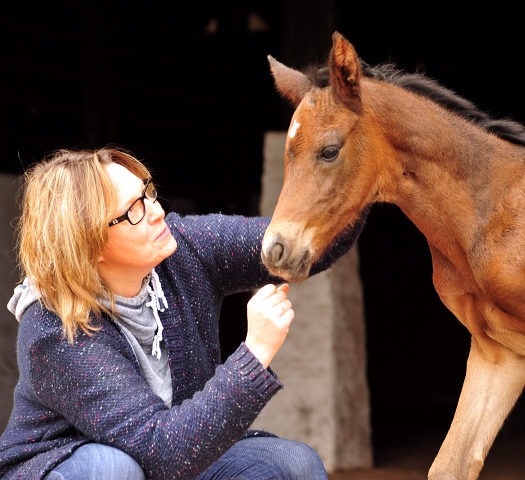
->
[[306, 62, 525, 147]]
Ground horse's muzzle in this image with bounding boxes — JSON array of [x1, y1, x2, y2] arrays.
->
[[261, 231, 311, 282]]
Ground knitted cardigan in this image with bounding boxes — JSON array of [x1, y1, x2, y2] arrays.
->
[[0, 213, 364, 480]]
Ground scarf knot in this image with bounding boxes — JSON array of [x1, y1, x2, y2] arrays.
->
[[145, 269, 168, 360]]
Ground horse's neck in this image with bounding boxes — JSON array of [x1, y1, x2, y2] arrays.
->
[[368, 82, 525, 259]]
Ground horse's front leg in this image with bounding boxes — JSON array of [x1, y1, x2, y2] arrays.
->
[[428, 333, 525, 480], [428, 246, 525, 479]]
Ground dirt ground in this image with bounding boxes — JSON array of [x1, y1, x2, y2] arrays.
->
[[327, 430, 525, 480]]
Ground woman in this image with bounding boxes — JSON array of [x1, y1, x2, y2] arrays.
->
[[0, 148, 364, 480]]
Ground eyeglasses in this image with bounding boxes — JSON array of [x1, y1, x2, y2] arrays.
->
[[108, 178, 158, 227]]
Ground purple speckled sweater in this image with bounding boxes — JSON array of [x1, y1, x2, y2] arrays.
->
[[0, 213, 364, 480]]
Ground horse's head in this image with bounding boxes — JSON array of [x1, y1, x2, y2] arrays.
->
[[262, 32, 384, 282]]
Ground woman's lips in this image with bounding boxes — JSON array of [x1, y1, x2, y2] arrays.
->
[[155, 226, 169, 242]]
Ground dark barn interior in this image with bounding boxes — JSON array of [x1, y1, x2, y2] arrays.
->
[[2, 1, 525, 477]]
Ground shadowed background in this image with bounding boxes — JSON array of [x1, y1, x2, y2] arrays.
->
[[1, 0, 524, 466]]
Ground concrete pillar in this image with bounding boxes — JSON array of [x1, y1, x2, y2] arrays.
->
[[0, 174, 20, 433], [252, 132, 372, 472]]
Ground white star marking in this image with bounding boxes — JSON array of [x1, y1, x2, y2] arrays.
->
[[289, 119, 300, 139]]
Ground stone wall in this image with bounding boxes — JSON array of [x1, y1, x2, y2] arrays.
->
[[0, 174, 20, 433], [251, 132, 372, 472]]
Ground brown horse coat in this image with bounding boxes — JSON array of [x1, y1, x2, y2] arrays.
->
[[262, 32, 525, 480]]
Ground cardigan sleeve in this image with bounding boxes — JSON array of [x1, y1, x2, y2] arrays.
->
[[168, 214, 279, 295], [25, 310, 282, 480], [168, 211, 367, 295]]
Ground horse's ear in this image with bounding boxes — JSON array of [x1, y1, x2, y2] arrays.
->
[[268, 55, 312, 107], [329, 32, 362, 112]]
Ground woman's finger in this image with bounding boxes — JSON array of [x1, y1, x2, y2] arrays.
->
[[278, 308, 294, 326], [253, 284, 277, 301], [274, 299, 292, 316], [266, 290, 288, 308]]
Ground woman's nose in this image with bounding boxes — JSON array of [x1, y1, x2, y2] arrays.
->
[[145, 198, 165, 222]]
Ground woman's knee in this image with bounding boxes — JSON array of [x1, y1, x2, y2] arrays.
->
[[196, 437, 327, 480], [279, 440, 327, 479], [244, 437, 327, 480], [45, 443, 145, 480]]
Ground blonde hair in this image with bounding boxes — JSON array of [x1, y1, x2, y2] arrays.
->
[[17, 148, 151, 342]]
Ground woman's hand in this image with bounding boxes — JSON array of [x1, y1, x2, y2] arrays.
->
[[245, 284, 294, 368]]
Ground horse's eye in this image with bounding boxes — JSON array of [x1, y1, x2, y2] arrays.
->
[[321, 146, 339, 162]]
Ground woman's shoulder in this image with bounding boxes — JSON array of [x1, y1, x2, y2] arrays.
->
[[18, 301, 125, 353], [19, 300, 61, 334]]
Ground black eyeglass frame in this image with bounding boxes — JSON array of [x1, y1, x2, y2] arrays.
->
[[108, 178, 157, 227]]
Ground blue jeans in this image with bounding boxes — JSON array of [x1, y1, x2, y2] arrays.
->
[[196, 437, 328, 480], [44, 437, 327, 480], [43, 443, 145, 480]]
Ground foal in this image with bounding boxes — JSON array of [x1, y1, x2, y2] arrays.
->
[[262, 32, 525, 480]]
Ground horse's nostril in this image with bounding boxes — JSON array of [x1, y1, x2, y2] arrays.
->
[[263, 233, 289, 268], [270, 242, 284, 264]]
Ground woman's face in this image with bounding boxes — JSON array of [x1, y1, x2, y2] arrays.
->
[[98, 163, 177, 282]]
